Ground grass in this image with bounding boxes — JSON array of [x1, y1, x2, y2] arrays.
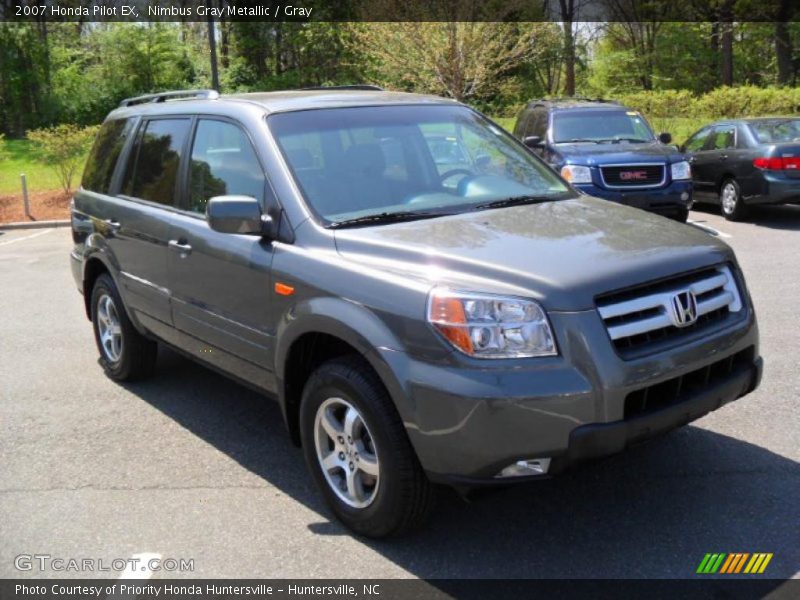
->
[[0, 139, 88, 195]]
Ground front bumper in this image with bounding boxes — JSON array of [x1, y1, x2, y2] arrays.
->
[[388, 304, 759, 485], [575, 180, 693, 215]]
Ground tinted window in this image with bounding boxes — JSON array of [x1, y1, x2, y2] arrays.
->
[[188, 120, 265, 214], [122, 119, 191, 206], [81, 119, 133, 194], [531, 109, 548, 139], [270, 105, 570, 224], [684, 127, 711, 152], [709, 126, 736, 150]]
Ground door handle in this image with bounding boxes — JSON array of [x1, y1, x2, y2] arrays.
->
[[103, 218, 121, 231], [168, 240, 193, 256]]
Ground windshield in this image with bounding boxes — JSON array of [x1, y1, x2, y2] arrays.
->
[[552, 110, 655, 143], [749, 119, 800, 143], [268, 105, 572, 225]]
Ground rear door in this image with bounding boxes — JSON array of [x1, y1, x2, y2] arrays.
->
[[166, 117, 276, 390], [108, 117, 192, 330]]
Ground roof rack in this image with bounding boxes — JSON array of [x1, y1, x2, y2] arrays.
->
[[532, 96, 619, 105], [299, 85, 384, 91], [119, 89, 219, 108]]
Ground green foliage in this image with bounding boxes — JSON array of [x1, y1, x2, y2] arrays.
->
[[26, 124, 99, 193], [0, 139, 74, 194], [610, 86, 800, 145]]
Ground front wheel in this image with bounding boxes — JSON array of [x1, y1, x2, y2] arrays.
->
[[720, 178, 748, 221], [300, 356, 435, 538], [673, 208, 690, 223]]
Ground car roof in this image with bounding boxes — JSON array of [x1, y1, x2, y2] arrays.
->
[[525, 99, 625, 111], [107, 89, 460, 120]]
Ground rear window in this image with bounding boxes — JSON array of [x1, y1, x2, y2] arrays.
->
[[749, 119, 800, 143], [121, 118, 191, 206], [81, 119, 133, 194]]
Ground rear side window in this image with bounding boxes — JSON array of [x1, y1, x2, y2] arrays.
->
[[122, 118, 191, 206], [81, 119, 132, 194], [188, 119, 266, 214], [709, 126, 736, 150]]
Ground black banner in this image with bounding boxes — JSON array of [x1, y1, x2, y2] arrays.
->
[[1, 0, 798, 23], [1, 579, 799, 600]]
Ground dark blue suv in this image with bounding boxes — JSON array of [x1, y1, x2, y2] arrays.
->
[[514, 99, 693, 221]]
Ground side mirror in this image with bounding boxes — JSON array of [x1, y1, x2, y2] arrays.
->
[[206, 195, 273, 236], [523, 135, 544, 149], [658, 132, 672, 144]]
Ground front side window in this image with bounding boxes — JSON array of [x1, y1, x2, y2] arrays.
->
[[269, 105, 571, 225], [82, 119, 133, 194], [552, 110, 655, 144], [684, 127, 711, 152], [122, 118, 191, 206], [188, 120, 265, 214]]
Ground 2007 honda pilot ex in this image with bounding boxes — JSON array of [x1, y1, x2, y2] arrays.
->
[[71, 88, 762, 537]]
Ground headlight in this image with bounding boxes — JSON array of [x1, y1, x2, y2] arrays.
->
[[427, 289, 557, 358], [560, 165, 592, 184], [670, 160, 691, 180]]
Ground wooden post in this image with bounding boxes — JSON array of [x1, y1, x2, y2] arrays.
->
[[21, 174, 32, 220]]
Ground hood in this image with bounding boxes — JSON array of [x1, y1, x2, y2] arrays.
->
[[333, 196, 733, 312], [555, 141, 682, 166]]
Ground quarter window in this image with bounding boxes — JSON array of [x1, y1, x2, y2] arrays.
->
[[82, 119, 133, 194], [188, 120, 266, 214], [122, 118, 191, 206]]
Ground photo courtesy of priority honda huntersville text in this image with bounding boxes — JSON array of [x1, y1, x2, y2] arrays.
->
[[70, 87, 762, 538]]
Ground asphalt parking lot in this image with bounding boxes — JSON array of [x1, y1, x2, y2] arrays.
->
[[1, 205, 798, 582]]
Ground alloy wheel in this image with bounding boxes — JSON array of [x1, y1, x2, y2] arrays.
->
[[96, 294, 123, 363], [314, 397, 380, 508]]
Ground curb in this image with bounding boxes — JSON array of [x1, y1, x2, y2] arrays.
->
[[0, 219, 70, 230]]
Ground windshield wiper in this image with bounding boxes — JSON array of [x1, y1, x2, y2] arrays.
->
[[560, 138, 600, 144], [598, 137, 650, 144], [472, 195, 557, 211], [328, 210, 454, 229]]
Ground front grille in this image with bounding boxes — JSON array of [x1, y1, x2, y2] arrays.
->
[[597, 265, 743, 357], [601, 164, 665, 188], [624, 346, 755, 420]]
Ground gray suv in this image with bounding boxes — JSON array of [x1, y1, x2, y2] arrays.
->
[[71, 88, 762, 538]]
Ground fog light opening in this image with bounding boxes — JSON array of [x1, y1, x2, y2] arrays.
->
[[495, 458, 551, 478]]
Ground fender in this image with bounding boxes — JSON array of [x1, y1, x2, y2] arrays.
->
[[81, 232, 147, 335], [274, 296, 414, 440]]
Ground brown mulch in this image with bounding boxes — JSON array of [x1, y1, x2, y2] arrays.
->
[[0, 190, 72, 223]]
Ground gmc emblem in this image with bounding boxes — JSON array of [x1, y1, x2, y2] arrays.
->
[[619, 170, 649, 181]]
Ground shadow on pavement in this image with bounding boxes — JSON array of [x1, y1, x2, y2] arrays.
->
[[691, 203, 800, 231], [125, 347, 799, 580]]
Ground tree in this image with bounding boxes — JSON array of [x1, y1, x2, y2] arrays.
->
[[27, 124, 98, 193], [351, 22, 552, 102]]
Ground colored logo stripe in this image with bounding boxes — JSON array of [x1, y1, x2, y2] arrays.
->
[[697, 553, 773, 574]]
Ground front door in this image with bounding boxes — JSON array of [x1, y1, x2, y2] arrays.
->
[[167, 118, 277, 391]]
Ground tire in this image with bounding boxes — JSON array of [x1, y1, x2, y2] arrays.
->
[[90, 273, 157, 381], [720, 178, 749, 221], [673, 208, 690, 223], [300, 355, 435, 538]]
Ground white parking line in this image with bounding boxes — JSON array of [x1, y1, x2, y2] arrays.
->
[[0, 228, 53, 246], [687, 220, 732, 239], [118, 552, 162, 580]]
